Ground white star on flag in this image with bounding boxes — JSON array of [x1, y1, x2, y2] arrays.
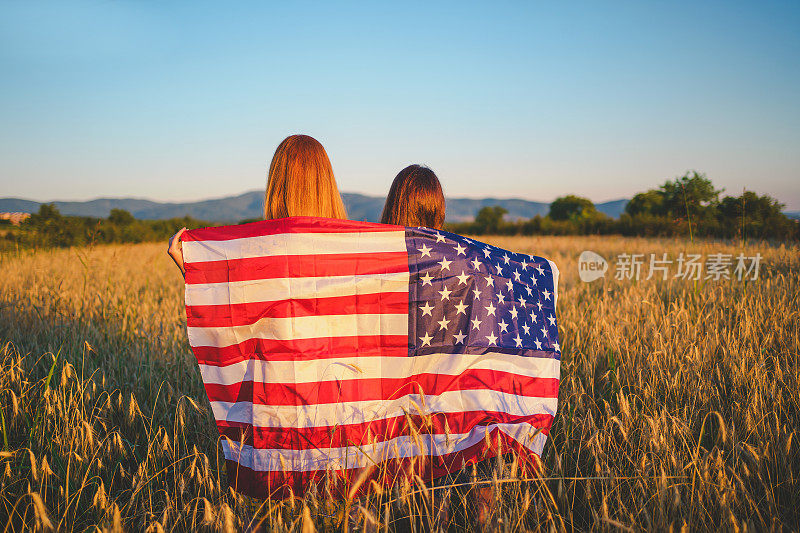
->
[[420, 332, 433, 347]]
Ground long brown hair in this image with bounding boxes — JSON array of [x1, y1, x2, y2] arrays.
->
[[264, 135, 347, 220], [380, 164, 445, 228]]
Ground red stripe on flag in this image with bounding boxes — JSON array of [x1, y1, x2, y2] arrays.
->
[[216, 411, 554, 451], [204, 371, 559, 406], [186, 292, 408, 327], [184, 216, 403, 242], [223, 428, 544, 500], [192, 335, 409, 365], [185, 251, 409, 284]]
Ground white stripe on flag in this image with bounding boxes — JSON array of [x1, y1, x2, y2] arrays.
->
[[547, 259, 560, 309], [221, 422, 548, 472], [184, 231, 407, 263], [188, 313, 408, 347], [200, 352, 561, 386], [185, 272, 410, 307], [210, 389, 558, 429]]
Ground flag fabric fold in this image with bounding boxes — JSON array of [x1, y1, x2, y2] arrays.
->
[[182, 216, 561, 498]]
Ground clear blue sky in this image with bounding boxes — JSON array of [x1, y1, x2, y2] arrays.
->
[[1, 1, 799, 209]]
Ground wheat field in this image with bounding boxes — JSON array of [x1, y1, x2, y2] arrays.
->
[[0, 236, 798, 532]]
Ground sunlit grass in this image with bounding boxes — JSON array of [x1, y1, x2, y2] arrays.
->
[[1, 236, 798, 531]]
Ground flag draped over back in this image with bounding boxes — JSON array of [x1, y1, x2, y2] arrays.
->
[[182, 217, 561, 499]]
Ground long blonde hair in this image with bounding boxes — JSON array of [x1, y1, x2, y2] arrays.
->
[[264, 135, 347, 220]]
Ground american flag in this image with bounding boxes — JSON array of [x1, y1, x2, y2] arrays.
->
[[182, 217, 561, 499]]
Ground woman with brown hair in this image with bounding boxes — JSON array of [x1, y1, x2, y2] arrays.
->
[[167, 134, 347, 273], [380, 164, 445, 228], [382, 165, 503, 531]]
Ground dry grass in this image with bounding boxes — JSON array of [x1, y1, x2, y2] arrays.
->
[[0, 236, 798, 531]]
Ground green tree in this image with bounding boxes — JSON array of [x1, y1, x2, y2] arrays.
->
[[718, 191, 795, 239], [108, 208, 135, 226], [719, 191, 783, 222], [625, 190, 665, 216], [620, 171, 722, 236], [27, 204, 75, 247], [33, 203, 62, 221], [548, 195, 597, 221], [474, 205, 508, 234], [660, 171, 721, 218], [624, 171, 720, 219]]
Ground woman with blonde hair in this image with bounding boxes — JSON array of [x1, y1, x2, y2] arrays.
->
[[263, 134, 347, 220], [168, 134, 347, 273]]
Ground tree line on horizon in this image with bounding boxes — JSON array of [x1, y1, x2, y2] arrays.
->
[[1, 172, 797, 250], [446, 171, 799, 241], [0, 204, 211, 250]]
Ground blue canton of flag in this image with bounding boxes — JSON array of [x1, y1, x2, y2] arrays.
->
[[406, 228, 560, 357]]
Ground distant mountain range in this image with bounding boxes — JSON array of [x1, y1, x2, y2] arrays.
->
[[0, 191, 630, 223]]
